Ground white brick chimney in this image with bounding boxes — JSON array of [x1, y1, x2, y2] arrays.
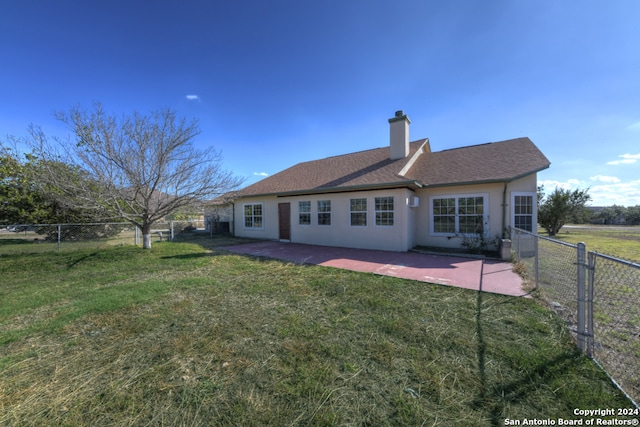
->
[[388, 110, 410, 160]]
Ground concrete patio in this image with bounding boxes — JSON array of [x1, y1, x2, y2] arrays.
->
[[220, 241, 529, 297]]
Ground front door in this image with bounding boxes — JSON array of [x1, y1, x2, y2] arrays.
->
[[278, 202, 291, 241]]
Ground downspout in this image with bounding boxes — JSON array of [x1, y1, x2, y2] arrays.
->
[[502, 182, 508, 238], [231, 201, 235, 237]]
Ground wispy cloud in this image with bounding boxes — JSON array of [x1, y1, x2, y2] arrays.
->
[[185, 94, 200, 101], [539, 179, 583, 191], [540, 177, 640, 205], [606, 153, 640, 165], [253, 172, 269, 177], [627, 121, 640, 131], [590, 175, 621, 183], [588, 180, 640, 206]]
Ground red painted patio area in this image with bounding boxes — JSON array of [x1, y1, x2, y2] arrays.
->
[[220, 241, 528, 297]]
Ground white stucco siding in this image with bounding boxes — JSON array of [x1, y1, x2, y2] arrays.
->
[[233, 173, 538, 251], [232, 196, 280, 240], [414, 174, 539, 249], [234, 189, 416, 251], [507, 173, 538, 232], [286, 189, 415, 251]]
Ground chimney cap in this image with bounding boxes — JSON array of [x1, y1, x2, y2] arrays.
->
[[388, 110, 410, 124]]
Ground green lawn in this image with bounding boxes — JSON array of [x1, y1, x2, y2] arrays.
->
[[0, 237, 634, 426], [542, 225, 640, 263]]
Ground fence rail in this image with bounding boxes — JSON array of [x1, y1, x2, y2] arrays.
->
[[511, 227, 640, 408], [0, 221, 208, 253]]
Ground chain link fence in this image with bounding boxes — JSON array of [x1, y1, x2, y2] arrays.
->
[[590, 251, 640, 407], [0, 220, 207, 254], [511, 227, 640, 408]]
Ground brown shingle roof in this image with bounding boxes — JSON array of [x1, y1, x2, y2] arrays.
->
[[236, 137, 549, 198], [405, 137, 550, 186]]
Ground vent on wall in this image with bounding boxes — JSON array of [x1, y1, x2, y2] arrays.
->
[[408, 196, 420, 208]]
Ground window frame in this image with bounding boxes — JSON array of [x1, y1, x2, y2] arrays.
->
[[298, 201, 311, 225], [511, 192, 536, 232], [243, 203, 264, 230], [350, 197, 367, 227], [317, 200, 331, 226], [429, 193, 489, 236], [374, 196, 395, 227]]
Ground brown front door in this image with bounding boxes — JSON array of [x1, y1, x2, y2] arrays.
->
[[278, 202, 291, 241]]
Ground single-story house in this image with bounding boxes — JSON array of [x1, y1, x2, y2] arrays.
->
[[229, 110, 550, 252]]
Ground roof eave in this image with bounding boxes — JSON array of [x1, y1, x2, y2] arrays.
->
[[236, 180, 424, 199], [423, 165, 550, 189]]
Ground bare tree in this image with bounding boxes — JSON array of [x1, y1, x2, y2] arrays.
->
[[28, 103, 243, 249]]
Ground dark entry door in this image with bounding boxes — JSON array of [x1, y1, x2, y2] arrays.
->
[[278, 202, 291, 241]]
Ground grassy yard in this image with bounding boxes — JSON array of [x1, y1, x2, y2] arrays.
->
[[0, 236, 634, 426], [542, 225, 640, 263]]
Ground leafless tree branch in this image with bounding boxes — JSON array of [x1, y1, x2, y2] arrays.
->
[[28, 103, 243, 248]]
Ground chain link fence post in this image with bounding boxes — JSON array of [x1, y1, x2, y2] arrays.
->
[[533, 232, 539, 289], [576, 242, 587, 354], [587, 251, 596, 358]]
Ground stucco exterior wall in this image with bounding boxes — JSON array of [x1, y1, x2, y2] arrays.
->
[[233, 173, 539, 252], [233, 188, 417, 252], [232, 195, 279, 240], [413, 174, 538, 249]]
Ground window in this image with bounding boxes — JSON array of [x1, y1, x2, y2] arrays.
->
[[298, 201, 311, 225], [243, 203, 263, 229], [512, 192, 535, 232], [458, 196, 484, 234], [375, 196, 394, 226], [317, 200, 331, 225], [430, 194, 488, 235], [350, 198, 367, 226], [433, 197, 456, 233]]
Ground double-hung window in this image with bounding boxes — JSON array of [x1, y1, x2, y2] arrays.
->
[[430, 194, 488, 235], [512, 192, 535, 232], [350, 198, 367, 226], [458, 196, 485, 234], [433, 197, 456, 233], [243, 203, 263, 229], [317, 200, 331, 225], [375, 196, 394, 226], [298, 201, 311, 225]]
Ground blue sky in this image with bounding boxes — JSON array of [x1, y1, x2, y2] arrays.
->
[[2, 1, 639, 206]]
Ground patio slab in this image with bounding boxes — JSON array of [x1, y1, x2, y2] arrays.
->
[[220, 241, 529, 297]]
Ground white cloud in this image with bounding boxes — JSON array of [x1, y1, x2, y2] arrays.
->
[[253, 172, 269, 177], [539, 179, 582, 191], [185, 94, 200, 101], [627, 121, 640, 131], [588, 180, 640, 206], [590, 175, 621, 183], [538, 178, 640, 205], [607, 153, 640, 165]]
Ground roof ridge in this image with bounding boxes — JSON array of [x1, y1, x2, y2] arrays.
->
[[301, 139, 427, 163], [435, 137, 528, 153]]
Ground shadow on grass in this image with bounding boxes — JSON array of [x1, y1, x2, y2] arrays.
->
[[160, 252, 216, 260], [66, 251, 100, 269], [172, 232, 265, 250], [474, 260, 590, 426], [0, 238, 33, 246]]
